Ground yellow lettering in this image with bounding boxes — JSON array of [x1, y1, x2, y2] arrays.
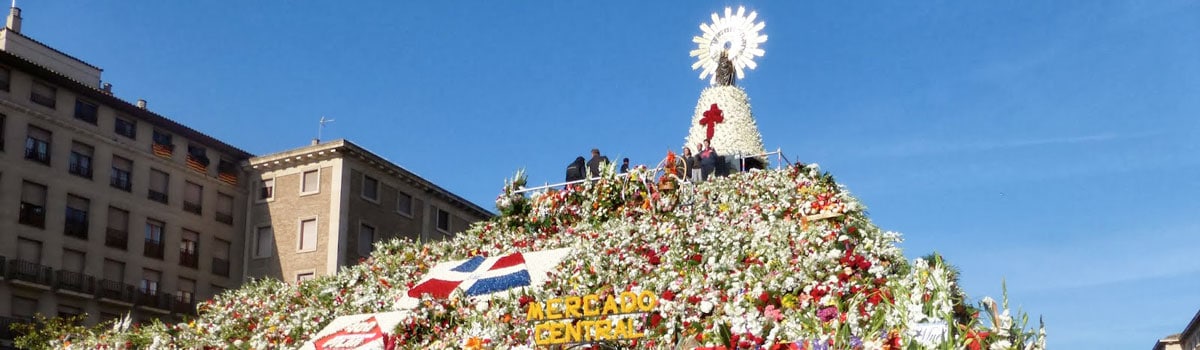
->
[[533, 323, 551, 345], [613, 318, 630, 339], [602, 295, 619, 315], [546, 298, 563, 320], [526, 302, 545, 321], [638, 290, 658, 312], [627, 318, 645, 339], [620, 292, 638, 313], [564, 320, 581, 343], [596, 320, 613, 340], [549, 322, 564, 344], [582, 294, 600, 316], [564, 296, 582, 318]]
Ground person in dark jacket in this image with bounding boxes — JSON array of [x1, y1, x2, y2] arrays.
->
[[565, 156, 585, 182], [699, 140, 718, 181], [678, 146, 694, 180], [586, 148, 609, 178], [619, 158, 630, 173]]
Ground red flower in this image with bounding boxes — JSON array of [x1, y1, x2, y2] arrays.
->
[[662, 290, 676, 301], [758, 291, 771, 304], [691, 254, 704, 263]]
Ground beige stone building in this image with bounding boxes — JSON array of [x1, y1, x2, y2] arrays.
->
[[244, 140, 491, 282], [1154, 309, 1200, 350], [0, 5, 251, 336], [0, 6, 491, 347]]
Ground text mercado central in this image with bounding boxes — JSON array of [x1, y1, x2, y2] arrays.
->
[[525, 290, 659, 345]]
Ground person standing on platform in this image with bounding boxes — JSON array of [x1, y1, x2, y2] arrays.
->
[[586, 148, 609, 179], [679, 146, 694, 180], [565, 156, 585, 182], [699, 140, 718, 181], [620, 158, 630, 174]]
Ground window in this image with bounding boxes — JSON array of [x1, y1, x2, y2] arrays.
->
[[64, 194, 90, 239], [151, 130, 173, 158], [180, 229, 199, 268], [296, 272, 315, 283], [73, 99, 98, 124], [397, 191, 413, 216], [106, 206, 129, 249], [436, 208, 451, 233], [358, 223, 375, 257], [217, 159, 238, 185], [144, 219, 164, 259], [212, 238, 231, 277], [17, 238, 41, 264], [185, 144, 208, 172], [30, 80, 56, 108], [362, 175, 379, 201], [0, 66, 9, 91], [58, 305, 83, 318], [140, 269, 161, 296], [114, 116, 136, 139], [69, 142, 94, 178], [301, 170, 319, 194], [298, 218, 317, 252], [19, 180, 47, 228], [253, 226, 273, 258], [102, 259, 124, 284], [0, 113, 6, 152], [11, 297, 38, 321], [215, 192, 234, 225], [148, 169, 169, 204], [110, 155, 132, 191], [176, 278, 196, 306], [62, 249, 85, 273], [258, 178, 274, 201], [183, 181, 202, 214], [24, 125, 51, 164]]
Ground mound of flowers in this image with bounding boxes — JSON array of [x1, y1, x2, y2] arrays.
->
[[32, 164, 1045, 349]]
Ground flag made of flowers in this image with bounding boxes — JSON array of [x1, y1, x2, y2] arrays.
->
[[398, 248, 571, 308]]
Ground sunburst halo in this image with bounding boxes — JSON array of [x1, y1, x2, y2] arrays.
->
[[689, 6, 767, 84]]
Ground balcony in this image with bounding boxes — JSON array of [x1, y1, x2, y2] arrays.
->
[[144, 240, 164, 259], [98, 280, 136, 305], [110, 172, 132, 192], [0, 316, 26, 342], [183, 201, 202, 215], [24, 146, 49, 165], [6, 259, 53, 287], [212, 257, 230, 277], [68, 162, 93, 179], [173, 294, 196, 314], [64, 217, 88, 239], [215, 212, 234, 225], [18, 202, 45, 228], [148, 190, 168, 204], [55, 270, 97, 296], [179, 251, 198, 269], [137, 290, 173, 312], [105, 228, 128, 250], [186, 155, 209, 173]]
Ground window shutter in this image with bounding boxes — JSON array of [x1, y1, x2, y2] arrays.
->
[[150, 170, 169, 192], [63, 250, 85, 273], [108, 207, 129, 230]]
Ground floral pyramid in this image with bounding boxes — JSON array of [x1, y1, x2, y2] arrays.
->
[[36, 165, 1045, 349], [684, 85, 767, 161]]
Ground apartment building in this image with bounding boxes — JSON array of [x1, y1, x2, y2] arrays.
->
[[0, 5, 251, 337], [0, 6, 492, 347], [245, 140, 491, 282]]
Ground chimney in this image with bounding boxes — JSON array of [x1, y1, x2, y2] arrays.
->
[[136, 99, 147, 109], [311, 138, 320, 145], [101, 82, 112, 95], [6, 5, 19, 33]]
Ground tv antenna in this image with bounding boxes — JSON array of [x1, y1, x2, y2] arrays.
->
[[317, 116, 335, 143]]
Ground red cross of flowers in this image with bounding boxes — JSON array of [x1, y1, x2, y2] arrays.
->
[[699, 103, 724, 141]]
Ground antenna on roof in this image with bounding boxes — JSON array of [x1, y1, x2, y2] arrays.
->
[[315, 116, 335, 145]]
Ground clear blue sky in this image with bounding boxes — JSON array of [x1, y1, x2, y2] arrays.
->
[[20, 1, 1199, 348]]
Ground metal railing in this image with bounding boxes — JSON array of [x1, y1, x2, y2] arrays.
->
[[6, 259, 53, 286], [55, 270, 97, 295], [148, 190, 168, 204], [98, 279, 136, 303], [105, 228, 128, 250]]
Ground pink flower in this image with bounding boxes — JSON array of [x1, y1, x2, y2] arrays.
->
[[764, 305, 784, 322]]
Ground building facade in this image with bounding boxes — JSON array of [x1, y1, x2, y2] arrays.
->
[[0, 6, 490, 346], [0, 6, 252, 333], [244, 140, 491, 282]]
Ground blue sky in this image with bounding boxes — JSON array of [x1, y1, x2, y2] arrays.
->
[[18, 1, 1199, 348]]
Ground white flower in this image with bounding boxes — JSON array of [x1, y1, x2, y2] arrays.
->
[[700, 300, 714, 313]]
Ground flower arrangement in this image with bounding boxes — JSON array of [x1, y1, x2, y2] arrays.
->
[[28, 164, 1045, 349]]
